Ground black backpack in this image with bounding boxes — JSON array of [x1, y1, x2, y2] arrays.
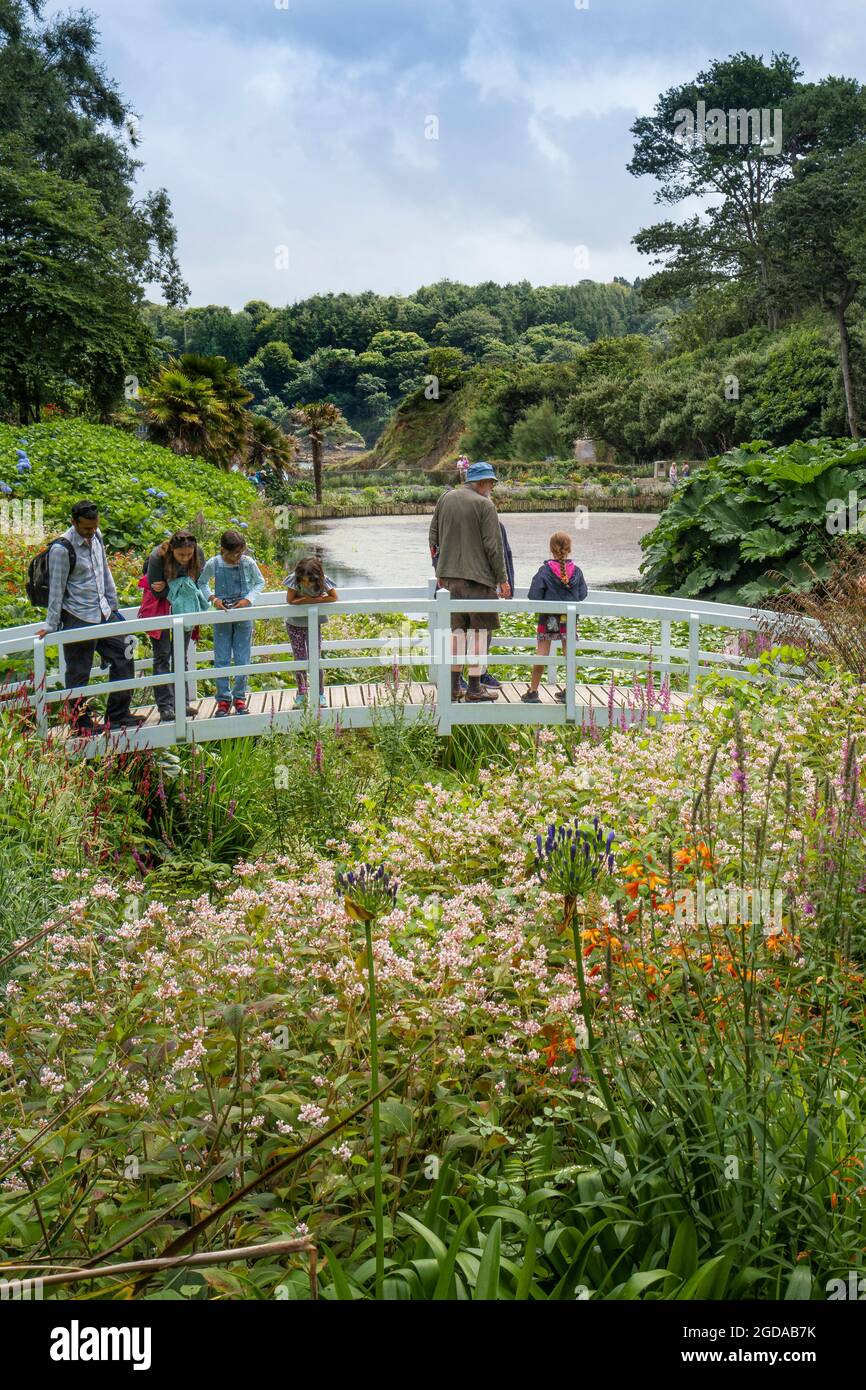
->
[[26, 538, 76, 608]]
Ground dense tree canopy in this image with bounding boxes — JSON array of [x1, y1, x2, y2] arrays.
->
[[141, 279, 658, 445], [0, 0, 185, 420]]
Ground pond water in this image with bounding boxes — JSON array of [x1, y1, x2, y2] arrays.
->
[[286, 510, 657, 590]]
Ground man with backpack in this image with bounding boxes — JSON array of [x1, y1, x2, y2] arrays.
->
[[33, 501, 142, 735]]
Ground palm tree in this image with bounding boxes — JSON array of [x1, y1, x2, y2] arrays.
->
[[141, 355, 253, 467], [291, 401, 345, 503], [246, 414, 299, 475], [140, 368, 231, 457], [176, 354, 252, 466]]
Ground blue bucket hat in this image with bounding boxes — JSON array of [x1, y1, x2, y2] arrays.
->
[[466, 460, 498, 482]]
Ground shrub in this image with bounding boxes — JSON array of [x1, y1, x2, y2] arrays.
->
[[0, 420, 259, 553], [641, 437, 866, 603]]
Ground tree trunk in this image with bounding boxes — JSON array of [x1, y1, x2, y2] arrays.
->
[[836, 302, 860, 439], [311, 433, 323, 504]]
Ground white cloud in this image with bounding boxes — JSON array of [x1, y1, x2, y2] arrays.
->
[[528, 115, 569, 167]]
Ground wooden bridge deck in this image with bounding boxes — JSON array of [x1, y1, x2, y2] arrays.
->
[[63, 680, 694, 753]]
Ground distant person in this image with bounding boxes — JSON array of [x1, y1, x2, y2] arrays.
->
[[284, 555, 339, 708], [428, 460, 511, 703], [521, 531, 588, 705], [669, 462, 678, 487], [36, 500, 143, 736], [140, 530, 205, 723], [198, 529, 265, 716], [681, 462, 691, 481]]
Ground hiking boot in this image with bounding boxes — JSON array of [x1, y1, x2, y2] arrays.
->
[[450, 672, 465, 702], [73, 714, 102, 736], [107, 714, 144, 731], [458, 675, 469, 693], [215, 700, 231, 717], [466, 676, 498, 702], [480, 673, 501, 690], [521, 689, 541, 704]]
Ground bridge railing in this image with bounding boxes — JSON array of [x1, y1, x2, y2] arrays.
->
[[0, 583, 792, 740]]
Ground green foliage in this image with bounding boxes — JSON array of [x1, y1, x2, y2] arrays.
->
[[0, 419, 258, 552], [0, 151, 157, 423], [640, 436, 866, 602], [141, 281, 659, 453], [509, 398, 570, 461]]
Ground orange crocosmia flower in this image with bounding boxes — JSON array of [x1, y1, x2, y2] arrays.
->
[[625, 909, 639, 924], [831, 1193, 839, 1210], [625, 881, 640, 900], [657, 900, 676, 915], [647, 872, 668, 891], [673, 848, 693, 870]]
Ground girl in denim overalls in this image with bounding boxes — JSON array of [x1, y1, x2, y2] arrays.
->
[[198, 529, 265, 715]]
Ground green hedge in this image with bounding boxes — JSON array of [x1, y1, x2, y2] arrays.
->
[[0, 420, 259, 552]]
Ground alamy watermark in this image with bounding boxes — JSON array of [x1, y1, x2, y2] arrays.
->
[[826, 490, 866, 535], [674, 883, 784, 932], [674, 101, 783, 156], [1, 1277, 43, 1299], [0, 498, 43, 538]]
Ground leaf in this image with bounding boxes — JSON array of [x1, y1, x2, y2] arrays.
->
[[322, 1243, 356, 1301], [613, 1269, 675, 1300], [784, 1266, 814, 1301], [739, 525, 797, 561], [515, 1224, 539, 1301], [473, 1219, 502, 1301], [667, 1215, 698, 1281]]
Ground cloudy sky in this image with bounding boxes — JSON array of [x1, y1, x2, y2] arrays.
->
[[46, 0, 866, 309]]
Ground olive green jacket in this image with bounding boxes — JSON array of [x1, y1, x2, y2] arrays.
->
[[428, 485, 507, 588]]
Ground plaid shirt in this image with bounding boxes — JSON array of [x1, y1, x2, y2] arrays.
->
[[45, 527, 119, 633]]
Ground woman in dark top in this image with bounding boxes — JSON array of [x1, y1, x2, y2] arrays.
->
[[142, 531, 205, 722], [521, 530, 588, 704]]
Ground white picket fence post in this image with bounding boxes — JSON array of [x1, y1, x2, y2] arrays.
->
[[172, 617, 187, 742], [565, 604, 577, 723], [688, 613, 700, 689], [435, 588, 452, 735], [308, 607, 320, 707], [33, 636, 47, 736]]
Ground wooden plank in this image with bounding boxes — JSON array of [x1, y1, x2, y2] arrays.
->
[[574, 684, 599, 708], [499, 681, 524, 704]]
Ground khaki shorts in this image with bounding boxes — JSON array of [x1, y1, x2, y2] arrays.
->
[[439, 577, 500, 631]]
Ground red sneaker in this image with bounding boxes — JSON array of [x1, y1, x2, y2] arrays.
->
[[215, 700, 231, 718]]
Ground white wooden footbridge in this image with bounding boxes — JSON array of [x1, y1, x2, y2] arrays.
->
[[0, 581, 783, 754]]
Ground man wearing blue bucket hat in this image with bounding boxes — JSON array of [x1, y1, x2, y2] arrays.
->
[[428, 461, 511, 702]]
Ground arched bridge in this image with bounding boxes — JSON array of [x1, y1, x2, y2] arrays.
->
[[0, 581, 786, 753]]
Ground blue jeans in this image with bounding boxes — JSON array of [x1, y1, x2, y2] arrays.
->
[[213, 620, 252, 700]]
